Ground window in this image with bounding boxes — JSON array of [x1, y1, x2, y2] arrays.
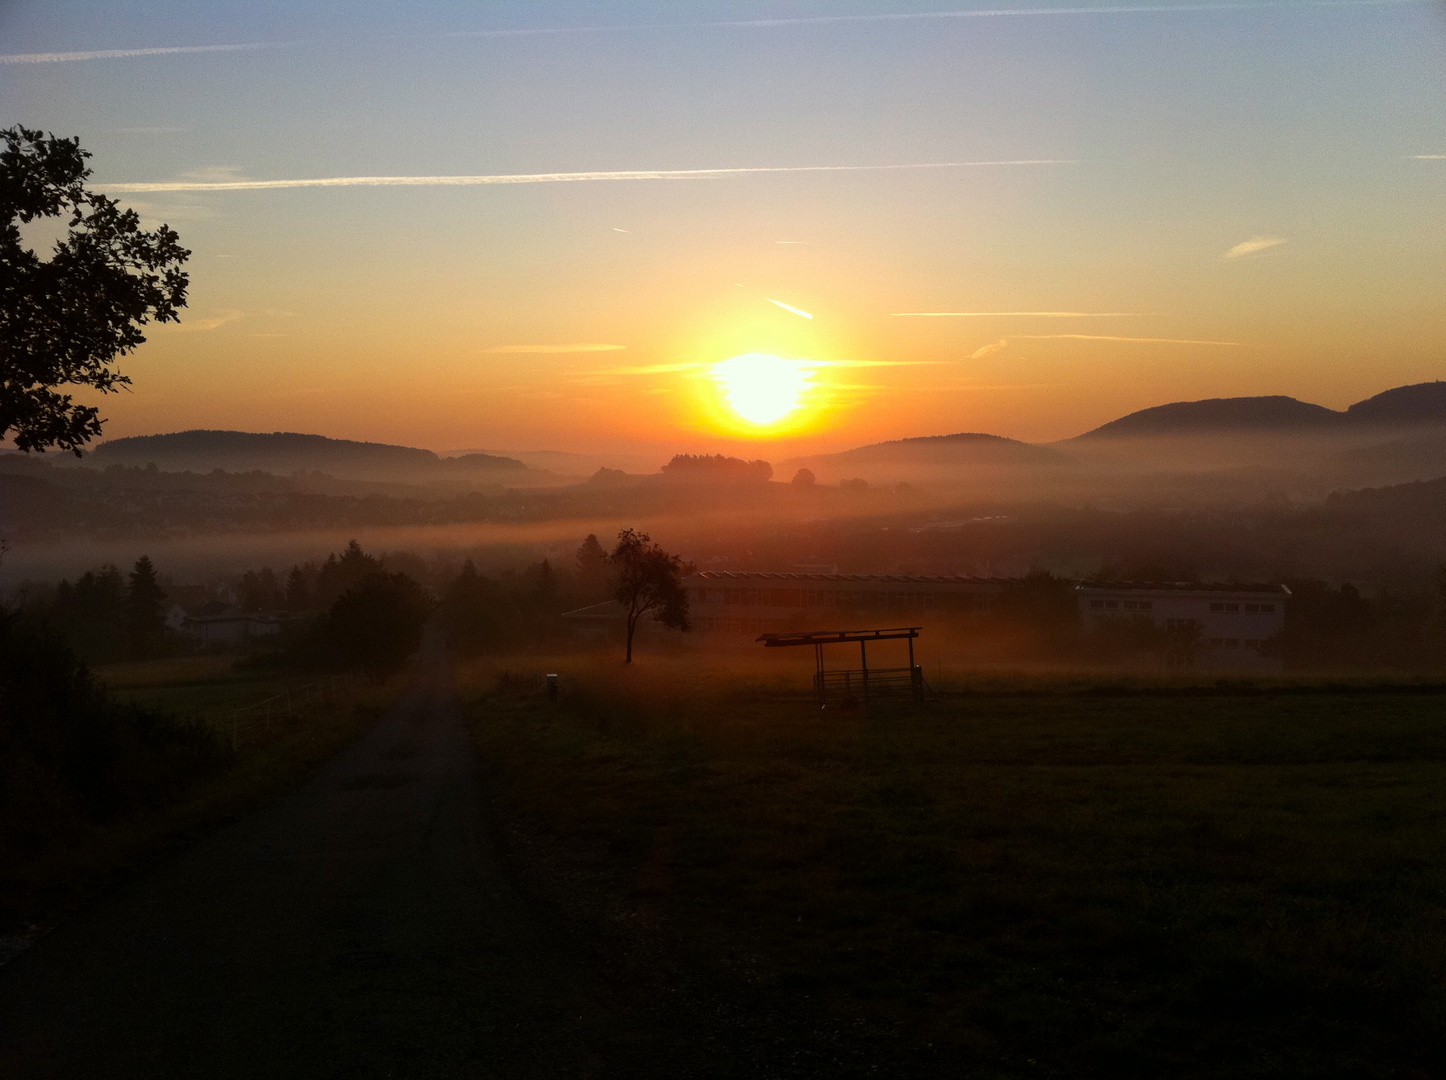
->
[[1105, 600, 1119, 609], [1245, 603, 1259, 612], [1261, 604, 1275, 613], [1091, 599, 1104, 609]]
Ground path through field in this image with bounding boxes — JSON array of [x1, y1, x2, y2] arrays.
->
[[0, 640, 689, 1079]]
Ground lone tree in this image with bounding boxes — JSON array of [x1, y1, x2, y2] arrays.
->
[[608, 528, 692, 663], [1, 126, 190, 454]]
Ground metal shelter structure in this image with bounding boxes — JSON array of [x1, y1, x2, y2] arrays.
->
[[757, 626, 926, 705]]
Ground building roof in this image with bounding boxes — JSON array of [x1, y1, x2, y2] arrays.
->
[[690, 571, 1009, 586], [560, 601, 628, 620], [1076, 581, 1291, 596]]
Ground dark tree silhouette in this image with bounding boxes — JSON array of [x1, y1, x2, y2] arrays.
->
[[791, 467, 816, 487], [441, 560, 508, 655], [1, 126, 190, 453], [284, 565, 310, 611], [575, 533, 612, 603], [608, 528, 692, 663], [126, 555, 168, 657], [328, 572, 432, 680]]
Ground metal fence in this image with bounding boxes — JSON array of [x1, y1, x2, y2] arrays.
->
[[229, 673, 361, 749]]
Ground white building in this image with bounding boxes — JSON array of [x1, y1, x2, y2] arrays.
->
[[1075, 581, 1289, 669]]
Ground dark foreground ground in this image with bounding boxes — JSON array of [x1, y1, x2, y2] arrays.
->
[[0, 643, 705, 1079], [468, 660, 1446, 1079]]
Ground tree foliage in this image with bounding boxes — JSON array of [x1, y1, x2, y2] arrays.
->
[[2, 126, 190, 453], [328, 571, 432, 680], [608, 528, 692, 663], [661, 454, 773, 482]]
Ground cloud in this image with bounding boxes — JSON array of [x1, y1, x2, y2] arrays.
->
[[1411, 154, 1446, 160], [481, 343, 627, 354], [593, 362, 706, 376], [99, 160, 1076, 194], [969, 339, 1010, 359], [0, 42, 287, 64], [768, 299, 814, 319], [1224, 236, 1287, 259], [893, 311, 1142, 317], [1015, 334, 1242, 345]]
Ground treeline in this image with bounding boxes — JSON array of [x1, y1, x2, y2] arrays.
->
[[944, 572, 1446, 672], [26, 556, 175, 663]]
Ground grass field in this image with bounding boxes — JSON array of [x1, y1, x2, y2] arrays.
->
[[3, 655, 391, 941], [463, 654, 1446, 1079]]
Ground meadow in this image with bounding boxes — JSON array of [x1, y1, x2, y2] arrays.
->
[[2, 650, 387, 942], [463, 656, 1446, 1078]]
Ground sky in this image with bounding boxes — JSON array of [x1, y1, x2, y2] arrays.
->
[[2, 0, 1444, 460]]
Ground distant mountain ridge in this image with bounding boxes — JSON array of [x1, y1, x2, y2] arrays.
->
[[819, 432, 1067, 465], [1073, 382, 1446, 439], [90, 430, 524, 476]]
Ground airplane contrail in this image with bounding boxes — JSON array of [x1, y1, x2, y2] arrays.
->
[[5, 1, 1414, 65], [893, 311, 1144, 317], [100, 161, 1075, 194], [0, 42, 287, 64]]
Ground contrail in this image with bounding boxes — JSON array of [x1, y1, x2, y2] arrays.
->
[[100, 160, 1075, 194], [691, 0, 1418, 28], [0, 42, 288, 64], [893, 311, 1144, 317], [7, 1, 1413, 65]]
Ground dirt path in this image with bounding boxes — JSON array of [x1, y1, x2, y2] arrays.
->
[[0, 642, 687, 1079]]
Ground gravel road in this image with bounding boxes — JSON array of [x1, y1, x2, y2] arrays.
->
[[0, 641, 690, 1079]]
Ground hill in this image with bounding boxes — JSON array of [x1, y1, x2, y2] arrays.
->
[[1345, 381, 1446, 425], [795, 432, 1069, 468], [1073, 396, 1341, 439], [88, 431, 523, 478]]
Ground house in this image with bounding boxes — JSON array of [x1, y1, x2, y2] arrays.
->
[[1075, 581, 1290, 669], [167, 600, 288, 646]]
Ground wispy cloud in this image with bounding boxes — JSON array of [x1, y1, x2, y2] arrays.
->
[[893, 311, 1143, 317], [1015, 334, 1243, 345], [481, 343, 627, 354], [99, 160, 1075, 194], [0, 42, 287, 64], [1224, 236, 1287, 259], [1411, 154, 1446, 160], [768, 299, 814, 319], [156, 308, 244, 332], [969, 339, 1010, 359]]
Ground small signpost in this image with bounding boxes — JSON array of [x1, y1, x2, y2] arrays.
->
[[757, 626, 926, 707]]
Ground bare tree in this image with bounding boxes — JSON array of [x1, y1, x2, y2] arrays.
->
[[608, 528, 692, 663]]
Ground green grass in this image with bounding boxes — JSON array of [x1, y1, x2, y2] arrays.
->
[[463, 655, 1446, 1078], [4, 656, 392, 937]]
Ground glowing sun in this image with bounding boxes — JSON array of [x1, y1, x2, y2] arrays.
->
[[711, 353, 814, 426]]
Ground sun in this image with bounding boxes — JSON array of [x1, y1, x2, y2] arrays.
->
[[711, 353, 814, 427]]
